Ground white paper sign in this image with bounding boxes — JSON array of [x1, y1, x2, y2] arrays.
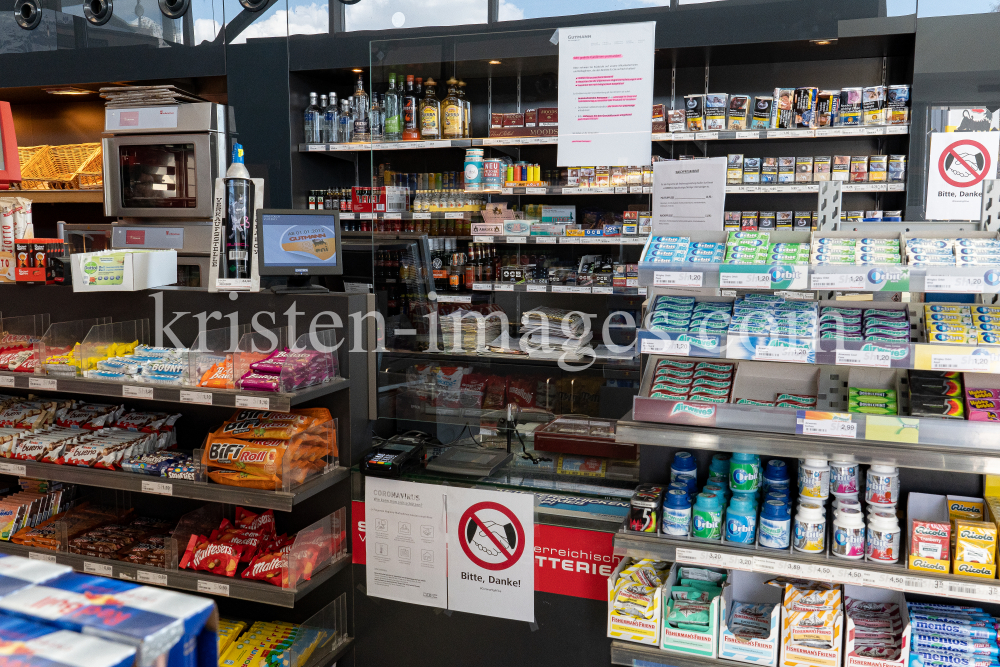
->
[[365, 478, 447, 609], [557, 22, 655, 167], [447, 486, 535, 623], [926, 132, 1000, 220], [651, 158, 727, 233]]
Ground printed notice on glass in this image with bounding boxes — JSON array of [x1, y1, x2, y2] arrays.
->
[[556, 22, 655, 167], [365, 478, 447, 609], [651, 158, 727, 233]]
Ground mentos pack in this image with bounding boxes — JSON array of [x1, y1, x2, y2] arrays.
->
[[0, 572, 217, 667], [0, 615, 136, 667], [0, 554, 71, 596]]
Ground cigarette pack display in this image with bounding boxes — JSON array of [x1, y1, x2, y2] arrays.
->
[[889, 155, 907, 182], [743, 158, 761, 184], [772, 88, 796, 129], [741, 212, 759, 231], [863, 85, 886, 125], [538, 108, 558, 126], [686, 95, 706, 132], [728, 154, 745, 184], [761, 158, 778, 184], [759, 212, 777, 230], [706, 93, 728, 130], [839, 88, 863, 126], [793, 212, 812, 231], [778, 157, 795, 184], [850, 156, 869, 183], [814, 156, 832, 181], [668, 109, 686, 132], [752, 97, 774, 129], [817, 91, 840, 127], [887, 85, 910, 124], [832, 155, 851, 181], [795, 157, 814, 183], [729, 95, 750, 130], [777, 211, 794, 229], [869, 156, 888, 183], [725, 211, 742, 230], [794, 87, 818, 128]]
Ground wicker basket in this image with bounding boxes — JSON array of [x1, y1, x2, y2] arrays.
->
[[20, 143, 101, 190], [17, 145, 48, 175], [75, 146, 103, 190]]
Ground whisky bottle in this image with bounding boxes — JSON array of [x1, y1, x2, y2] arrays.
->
[[419, 78, 441, 140], [457, 81, 470, 138], [442, 78, 463, 139]]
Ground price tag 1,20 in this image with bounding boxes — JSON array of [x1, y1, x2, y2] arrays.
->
[[753, 346, 810, 363], [720, 271, 771, 289], [654, 272, 703, 288], [835, 348, 893, 368], [811, 272, 867, 291], [931, 354, 992, 373], [925, 275, 985, 293], [640, 339, 691, 356]]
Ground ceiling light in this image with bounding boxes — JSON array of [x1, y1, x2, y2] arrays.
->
[[488, 60, 501, 65], [809, 39, 836, 46], [352, 68, 363, 73], [43, 87, 93, 95]]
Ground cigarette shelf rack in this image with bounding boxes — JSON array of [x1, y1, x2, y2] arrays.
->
[[0, 371, 350, 413], [0, 460, 350, 511], [297, 125, 908, 153], [613, 529, 1000, 605], [0, 540, 350, 607]]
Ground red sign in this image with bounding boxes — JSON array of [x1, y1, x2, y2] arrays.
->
[[459, 501, 526, 571], [939, 138, 992, 188], [125, 230, 146, 245], [351, 502, 620, 599]]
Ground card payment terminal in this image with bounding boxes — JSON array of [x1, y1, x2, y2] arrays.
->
[[361, 441, 423, 477]]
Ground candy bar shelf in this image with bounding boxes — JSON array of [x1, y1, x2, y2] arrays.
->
[[0, 371, 350, 413], [613, 530, 1000, 604], [297, 125, 908, 154], [614, 415, 1000, 475], [0, 460, 350, 511], [0, 540, 350, 607], [610, 642, 723, 667]]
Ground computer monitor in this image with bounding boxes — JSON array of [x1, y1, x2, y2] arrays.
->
[[256, 209, 342, 293]]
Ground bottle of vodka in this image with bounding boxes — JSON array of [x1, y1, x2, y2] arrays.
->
[[384, 73, 402, 142], [303, 92, 321, 143], [323, 92, 338, 142], [337, 99, 353, 143], [352, 76, 370, 142], [370, 93, 384, 143]]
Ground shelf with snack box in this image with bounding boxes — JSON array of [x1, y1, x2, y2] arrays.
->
[[0, 500, 348, 607]]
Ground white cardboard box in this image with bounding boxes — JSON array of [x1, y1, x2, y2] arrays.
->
[[607, 557, 661, 646], [720, 571, 782, 667], [71, 250, 177, 292], [843, 585, 910, 667], [661, 562, 725, 658]]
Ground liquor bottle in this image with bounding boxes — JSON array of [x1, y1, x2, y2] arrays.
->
[[337, 99, 353, 143], [223, 143, 252, 280], [442, 78, 463, 139], [319, 94, 328, 129], [449, 252, 461, 292], [384, 74, 402, 142], [402, 75, 419, 141], [415, 77, 423, 97], [419, 78, 440, 139], [323, 92, 338, 142], [304, 92, 321, 143], [352, 75, 370, 142], [457, 81, 470, 138], [370, 93, 384, 142]]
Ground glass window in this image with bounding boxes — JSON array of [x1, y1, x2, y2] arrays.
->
[[917, 0, 998, 17], [345, 0, 487, 32], [500, 0, 668, 20]]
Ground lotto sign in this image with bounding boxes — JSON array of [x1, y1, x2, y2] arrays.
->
[[448, 487, 535, 622], [926, 132, 1000, 220]]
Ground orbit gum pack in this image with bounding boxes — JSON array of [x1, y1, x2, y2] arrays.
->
[[0, 571, 218, 667]]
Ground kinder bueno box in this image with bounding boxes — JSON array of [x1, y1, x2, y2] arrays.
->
[[0, 615, 136, 667], [0, 554, 72, 596], [0, 572, 218, 667]]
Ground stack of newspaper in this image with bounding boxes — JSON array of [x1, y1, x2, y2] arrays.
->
[[519, 306, 593, 360], [440, 305, 505, 353]]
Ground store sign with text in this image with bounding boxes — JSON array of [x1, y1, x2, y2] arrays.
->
[[354, 500, 619, 602]]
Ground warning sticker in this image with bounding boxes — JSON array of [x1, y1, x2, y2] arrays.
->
[[926, 132, 1000, 220]]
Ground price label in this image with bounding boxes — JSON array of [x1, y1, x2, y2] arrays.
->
[[526, 284, 548, 293], [675, 548, 725, 567], [235, 395, 270, 410], [444, 212, 464, 219], [808, 564, 838, 581], [931, 354, 992, 372], [384, 212, 402, 220], [179, 391, 213, 405], [591, 187, 614, 194], [506, 236, 527, 244], [562, 188, 578, 195], [641, 338, 691, 356], [810, 273, 867, 290], [197, 580, 230, 596], [141, 480, 173, 496], [654, 272, 704, 288], [475, 236, 494, 243], [638, 287, 647, 296], [137, 571, 168, 586], [925, 275, 984, 292], [551, 285, 574, 293], [861, 126, 884, 136], [801, 416, 857, 439], [593, 286, 614, 295], [525, 187, 547, 195], [777, 560, 807, 577], [436, 295, 472, 303], [862, 570, 887, 587], [560, 237, 581, 245], [886, 125, 909, 135], [495, 283, 515, 292], [472, 283, 491, 291], [0, 463, 26, 476], [84, 562, 113, 577], [752, 557, 780, 573], [835, 349, 893, 368], [613, 187, 628, 194], [500, 188, 513, 195], [887, 183, 905, 191], [359, 212, 375, 220], [673, 132, 695, 141], [0, 375, 13, 388], [28, 378, 56, 391], [643, 186, 652, 194], [122, 385, 154, 400], [340, 213, 355, 220], [883, 573, 907, 591], [695, 131, 720, 141], [28, 552, 56, 563], [413, 212, 432, 219], [720, 272, 771, 289], [816, 127, 847, 137], [536, 236, 558, 244], [841, 568, 867, 585], [754, 346, 810, 363], [728, 554, 755, 571], [735, 131, 761, 140], [629, 186, 644, 194], [903, 576, 941, 594]]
